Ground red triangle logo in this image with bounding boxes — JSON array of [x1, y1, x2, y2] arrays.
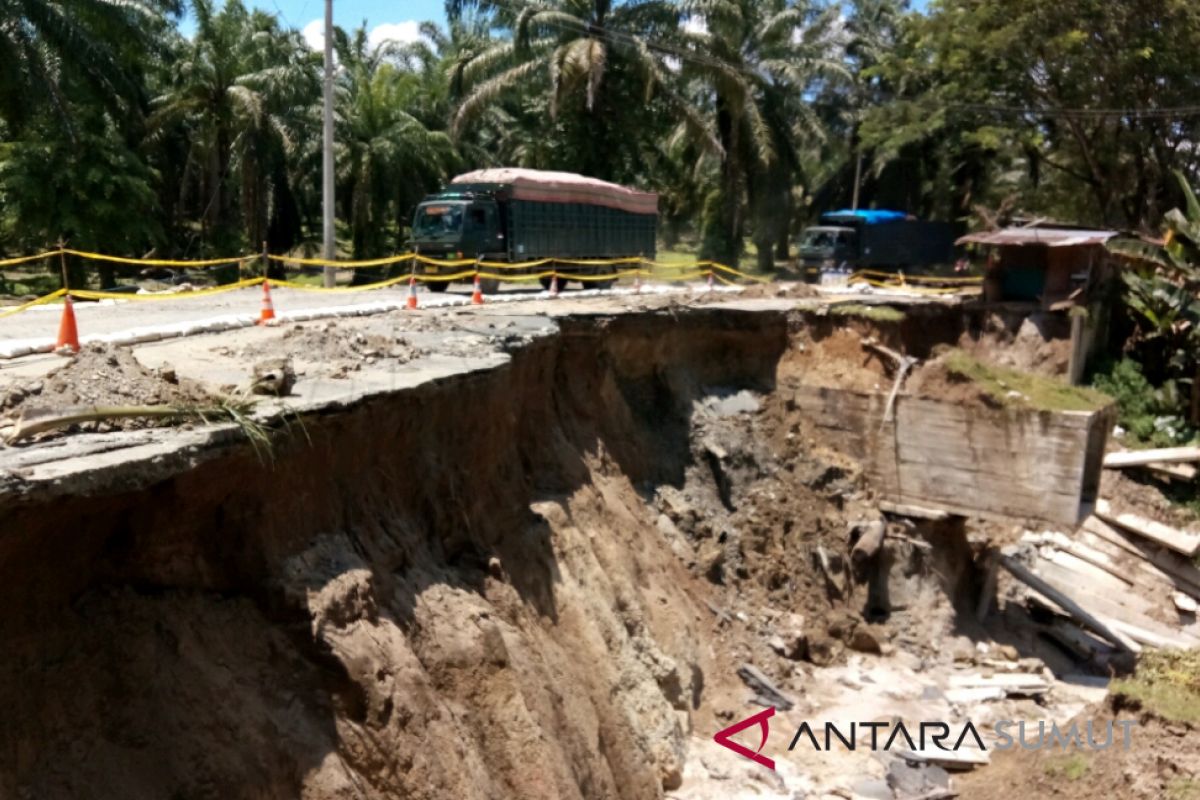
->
[[713, 706, 776, 770]]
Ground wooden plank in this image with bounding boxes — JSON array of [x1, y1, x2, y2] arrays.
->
[[1000, 554, 1138, 653], [1033, 560, 1157, 617], [1147, 462, 1198, 481], [1104, 447, 1200, 468], [1074, 529, 1199, 598], [880, 500, 950, 521], [1035, 564, 1200, 649], [1081, 519, 1200, 599], [1100, 616, 1197, 651], [1095, 499, 1200, 557], [1044, 549, 1134, 589], [898, 748, 990, 770], [1039, 619, 1114, 660]]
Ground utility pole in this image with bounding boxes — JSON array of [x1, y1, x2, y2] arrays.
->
[[321, 0, 336, 287], [851, 149, 863, 212]]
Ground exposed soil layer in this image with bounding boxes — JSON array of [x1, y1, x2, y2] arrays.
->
[[0, 309, 810, 799], [1101, 468, 1200, 529], [0, 304, 1192, 799], [956, 702, 1200, 800], [0, 343, 215, 436]]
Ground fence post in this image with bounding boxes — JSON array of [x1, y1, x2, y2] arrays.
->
[[261, 241, 269, 279], [57, 239, 69, 291]]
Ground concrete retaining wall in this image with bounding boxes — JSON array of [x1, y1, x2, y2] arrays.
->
[[791, 385, 1113, 526]]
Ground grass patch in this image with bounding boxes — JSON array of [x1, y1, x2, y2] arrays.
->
[[829, 303, 906, 323], [941, 349, 1112, 412], [1168, 778, 1200, 800], [0, 271, 60, 298], [1111, 650, 1200, 725], [1043, 753, 1090, 781]]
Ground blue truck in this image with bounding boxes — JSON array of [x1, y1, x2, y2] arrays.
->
[[797, 210, 957, 281]]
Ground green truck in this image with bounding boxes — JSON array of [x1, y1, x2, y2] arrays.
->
[[411, 168, 658, 292]]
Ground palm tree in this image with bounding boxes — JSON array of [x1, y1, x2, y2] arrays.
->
[[447, 0, 710, 183], [0, 0, 177, 134], [675, 0, 846, 269], [152, 0, 317, 254], [331, 26, 458, 266]]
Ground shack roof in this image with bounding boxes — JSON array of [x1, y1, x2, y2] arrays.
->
[[956, 227, 1118, 248], [451, 168, 658, 216]]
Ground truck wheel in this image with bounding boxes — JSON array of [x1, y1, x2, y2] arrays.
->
[[593, 278, 616, 291], [427, 281, 450, 293], [480, 277, 500, 295], [539, 276, 555, 290]]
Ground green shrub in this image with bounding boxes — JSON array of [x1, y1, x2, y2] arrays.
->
[[1092, 358, 1198, 447]]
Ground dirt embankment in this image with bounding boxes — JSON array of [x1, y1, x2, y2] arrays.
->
[[0, 309, 826, 800]]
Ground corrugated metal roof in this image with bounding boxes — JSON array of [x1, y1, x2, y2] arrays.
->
[[956, 227, 1118, 248]]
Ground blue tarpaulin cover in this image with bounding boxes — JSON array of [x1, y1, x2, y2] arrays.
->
[[821, 209, 909, 224]]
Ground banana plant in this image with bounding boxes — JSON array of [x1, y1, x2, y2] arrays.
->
[[1107, 170, 1200, 424]]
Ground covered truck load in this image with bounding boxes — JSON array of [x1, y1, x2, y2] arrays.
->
[[412, 168, 658, 291]]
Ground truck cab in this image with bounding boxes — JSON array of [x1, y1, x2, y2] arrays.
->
[[798, 225, 858, 275], [411, 193, 506, 290]]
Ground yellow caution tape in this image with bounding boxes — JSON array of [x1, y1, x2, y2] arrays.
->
[[268, 253, 417, 268], [854, 268, 982, 285], [65, 249, 254, 268], [271, 276, 412, 292], [842, 273, 980, 296], [0, 288, 68, 318], [0, 250, 61, 268]]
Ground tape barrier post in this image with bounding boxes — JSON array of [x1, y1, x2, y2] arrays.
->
[[707, 269, 715, 292], [549, 270, 559, 298]]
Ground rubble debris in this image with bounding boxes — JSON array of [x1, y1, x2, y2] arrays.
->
[[249, 357, 297, 396], [850, 518, 887, 573], [0, 344, 216, 440], [736, 663, 796, 711], [947, 672, 1050, 698], [999, 549, 1140, 653]]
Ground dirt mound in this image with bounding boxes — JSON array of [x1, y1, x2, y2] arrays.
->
[[958, 312, 1072, 377], [241, 322, 426, 379], [779, 325, 889, 393], [957, 700, 1200, 799], [0, 343, 214, 435], [1101, 469, 1200, 530]]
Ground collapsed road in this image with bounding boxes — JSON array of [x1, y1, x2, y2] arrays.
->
[[0, 290, 1197, 799]]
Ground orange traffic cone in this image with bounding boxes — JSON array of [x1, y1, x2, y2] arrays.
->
[[406, 275, 419, 310], [55, 295, 80, 354], [471, 273, 484, 305], [257, 279, 277, 325], [549, 272, 559, 298]]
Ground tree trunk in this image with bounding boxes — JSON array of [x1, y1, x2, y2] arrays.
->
[[702, 99, 743, 269]]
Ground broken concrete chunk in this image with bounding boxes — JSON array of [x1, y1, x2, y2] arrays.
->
[[250, 357, 297, 396], [1176, 593, 1199, 614]]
